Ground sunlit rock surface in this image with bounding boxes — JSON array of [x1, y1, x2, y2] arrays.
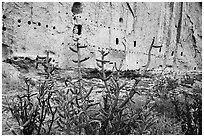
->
[[2, 2, 202, 70]]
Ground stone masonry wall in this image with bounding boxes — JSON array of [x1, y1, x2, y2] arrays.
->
[[2, 2, 202, 70]]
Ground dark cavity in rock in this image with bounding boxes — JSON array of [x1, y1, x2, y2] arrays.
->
[[71, 2, 83, 15]]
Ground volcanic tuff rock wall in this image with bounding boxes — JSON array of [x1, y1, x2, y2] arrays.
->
[[2, 2, 202, 70]]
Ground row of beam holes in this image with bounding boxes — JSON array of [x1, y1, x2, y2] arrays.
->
[[8, 14, 127, 47], [77, 15, 126, 32], [74, 14, 137, 49], [14, 18, 163, 56], [14, 20, 135, 49], [10, 15, 196, 69], [14, 9, 70, 33], [58, 10, 69, 15], [16, 18, 64, 45], [76, 14, 136, 48], [98, 61, 151, 66], [72, 7, 133, 48], [12, 16, 124, 46], [85, 38, 160, 55], [15, 10, 70, 29], [16, 18, 57, 36], [86, 44, 137, 54]]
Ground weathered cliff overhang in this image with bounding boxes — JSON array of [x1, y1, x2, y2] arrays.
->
[[2, 2, 202, 70]]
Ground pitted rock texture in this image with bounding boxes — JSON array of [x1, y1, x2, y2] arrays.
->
[[2, 2, 202, 70]]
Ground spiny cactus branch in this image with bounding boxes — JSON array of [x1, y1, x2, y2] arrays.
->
[[70, 47, 77, 53], [141, 37, 155, 76]]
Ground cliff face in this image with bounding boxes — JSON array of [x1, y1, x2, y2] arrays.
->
[[2, 2, 202, 70]]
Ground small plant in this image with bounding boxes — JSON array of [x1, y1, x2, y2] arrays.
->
[[53, 15, 100, 135], [130, 99, 158, 135], [3, 78, 39, 135], [152, 73, 202, 135], [171, 86, 202, 135], [4, 34, 196, 135], [150, 115, 183, 135], [3, 51, 58, 135], [88, 37, 157, 135]]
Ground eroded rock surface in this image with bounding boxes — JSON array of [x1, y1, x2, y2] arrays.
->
[[2, 2, 202, 70]]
